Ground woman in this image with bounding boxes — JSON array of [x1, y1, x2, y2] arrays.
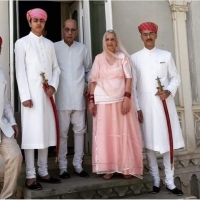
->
[[89, 30, 143, 180]]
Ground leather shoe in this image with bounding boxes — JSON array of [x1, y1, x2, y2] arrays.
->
[[37, 175, 61, 184], [150, 186, 160, 194], [166, 187, 184, 196], [59, 171, 71, 179], [25, 181, 42, 190], [74, 170, 89, 178]]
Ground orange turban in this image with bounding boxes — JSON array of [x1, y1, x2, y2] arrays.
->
[[138, 22, 158, 33], [26, 8, 47, 22], [0, 37, 2, 47]]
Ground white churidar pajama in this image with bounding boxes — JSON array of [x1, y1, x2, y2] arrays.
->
[[146, 149, 175, 189], [54, 41, 91, 174], [58, 110, 86, 173], [24, 148, 48, 179]]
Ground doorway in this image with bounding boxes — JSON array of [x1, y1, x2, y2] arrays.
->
[[18, 1, 61, 42]]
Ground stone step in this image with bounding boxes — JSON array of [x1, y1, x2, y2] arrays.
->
[[14, 163, 196, 199], [124, 191, 197, 199], [6, 155, 196, 199]]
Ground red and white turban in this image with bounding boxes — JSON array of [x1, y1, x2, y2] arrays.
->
[[0, 37, 2, 47], [26, 8, 47, 22], [138, 22, 158, 33]]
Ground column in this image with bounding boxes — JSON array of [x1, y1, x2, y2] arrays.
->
[[168, 0, 195, 153]]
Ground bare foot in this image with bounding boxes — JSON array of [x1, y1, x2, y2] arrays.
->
[[123, 175, 132, 179], [103, 173, 114, 180]]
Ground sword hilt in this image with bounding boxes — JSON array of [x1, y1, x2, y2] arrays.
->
[[40, 72, 48, 84], [156, 77, 164, 92]]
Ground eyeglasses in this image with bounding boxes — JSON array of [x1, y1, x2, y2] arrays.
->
[[141, 32, 156, 37], [64, 28, 77, 33]]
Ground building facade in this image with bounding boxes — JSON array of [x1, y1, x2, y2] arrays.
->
[[1, 0, 200, 197]]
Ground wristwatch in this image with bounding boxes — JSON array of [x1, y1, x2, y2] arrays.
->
[[166, 90, 171, 95]]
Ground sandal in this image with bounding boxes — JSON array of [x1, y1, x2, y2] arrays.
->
[[123, 174, 132, 179], [103, 173, 114, 180]]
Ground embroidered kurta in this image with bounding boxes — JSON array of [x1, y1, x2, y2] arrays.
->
[[131, 47, 185, 154], [15, 32, 60, 149], [0, 68, 16, 142], [54, 41, 91, 110]]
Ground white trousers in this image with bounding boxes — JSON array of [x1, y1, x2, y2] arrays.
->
[[24, 148, 48, 179], [0, 133, 22, 199], [58, 110, 86, 174], [146, 149, 175, 189]]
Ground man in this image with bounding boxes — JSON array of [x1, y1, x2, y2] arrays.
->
[[54, 19, 91, 178], [15, 8, 61, 190], [0, 36, 22, 199], [131, 22, 185, 195]]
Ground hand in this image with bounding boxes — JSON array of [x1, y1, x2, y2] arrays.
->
[[137, 110, 143, 123], [155, 90, 170, 100], [84, 87, 89, 97], [89, 102, 96, 116], [22, 100, 33, 108], [45, 86, 55, 97], [121, 97, 130, 115], [12, 125, 19, 138]]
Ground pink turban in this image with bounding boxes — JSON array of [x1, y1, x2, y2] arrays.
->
[[138, 22, 158, 33], [0, 37, 2, 47], [26, 8, 47, 22]]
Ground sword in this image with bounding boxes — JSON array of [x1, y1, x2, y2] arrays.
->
[[156, 77, 173, 169], [40, 72, 60, 163]]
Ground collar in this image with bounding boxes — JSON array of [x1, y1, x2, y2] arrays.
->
[[29, 32, 43, 41], [143, 46, 157, 53], [62, 40, 76, 48]]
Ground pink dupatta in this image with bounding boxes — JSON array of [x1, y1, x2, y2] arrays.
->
[[90, 30, 132, 103]]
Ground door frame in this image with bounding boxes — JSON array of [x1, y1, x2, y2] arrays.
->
[[105, 0, 113, 30]]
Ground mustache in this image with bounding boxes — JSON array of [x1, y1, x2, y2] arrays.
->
[[146, 39, 153, 42]]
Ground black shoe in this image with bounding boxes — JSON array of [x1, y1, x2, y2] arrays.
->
[[74, 170, 89, 178], [25, 181, 43, 190], [59, 171, 71, 179], [150, 186, 160, 194], [37, 175, 61, 184], [166, 187, 184, 196]]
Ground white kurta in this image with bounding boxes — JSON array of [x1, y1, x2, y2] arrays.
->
[[54, 41, 91, 110], [15, 32, 60, 149], [131, 47, 185, 154], [0, 67, 16, 141]]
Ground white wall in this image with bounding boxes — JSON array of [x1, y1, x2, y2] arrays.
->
[[112, 1, 175, 57]]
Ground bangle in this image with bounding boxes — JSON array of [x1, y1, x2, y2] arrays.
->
[[88, 93, 94, 100], [124, 92, 131, 99]]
